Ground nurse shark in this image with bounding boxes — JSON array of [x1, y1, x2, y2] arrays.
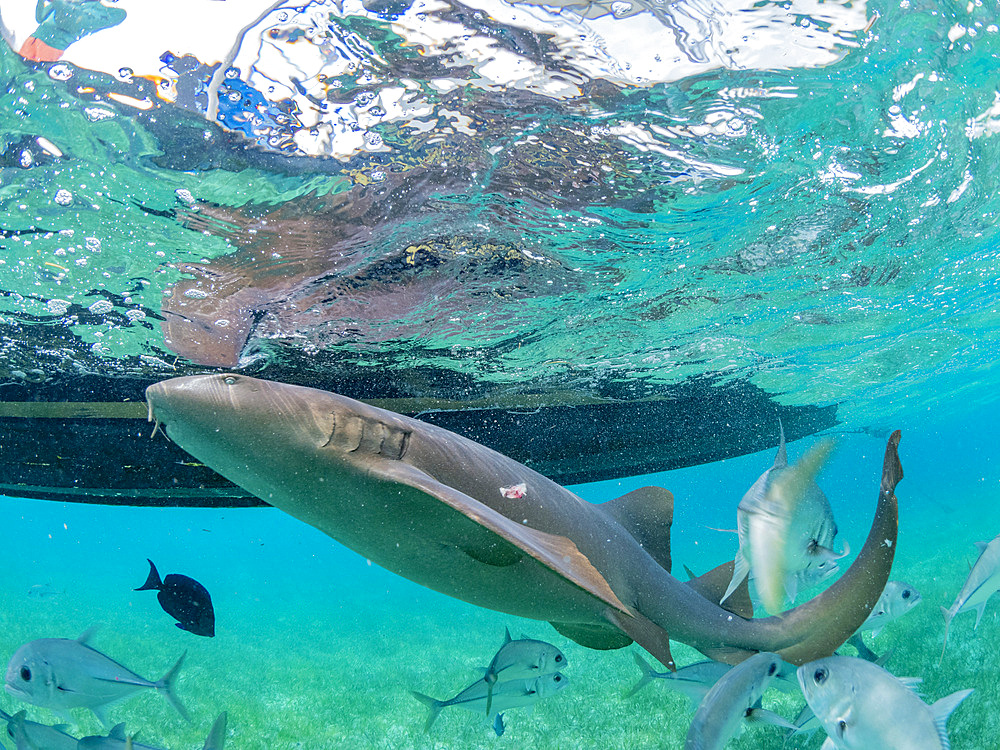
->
[[145, 374, 902, 670]]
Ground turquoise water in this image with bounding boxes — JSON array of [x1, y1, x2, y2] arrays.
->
[[2, 401, 997, 748], [2, 0, 1000, 746]]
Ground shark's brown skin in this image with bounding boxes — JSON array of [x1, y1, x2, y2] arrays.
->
[[145, 374, 902, 669]]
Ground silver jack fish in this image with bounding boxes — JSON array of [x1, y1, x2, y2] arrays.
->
[[626, 653, 732, 708], [798, 655, 972, 749], [940, 533, 1000, 663], [683, 651, 794, 750], [860, 580, 922, 638], [3, 628, 189, 727], [483, 628, 565, 716], [77, 713, 228, 750], [722, 428, 845, 615], [2, 709, 77, 750], [411, 672, 568, 733]]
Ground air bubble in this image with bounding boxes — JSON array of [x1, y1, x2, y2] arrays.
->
[[85, 237, 102, 252], [184, 288, 209, 299], [126, 309, 147, 322], [365, 133, 383, 148], [118, 67, 134, 82], [54, 189, 73, 206], [47, 299, 71, 315], [48, 63, 73, 81], [88, 300, 114, 314]]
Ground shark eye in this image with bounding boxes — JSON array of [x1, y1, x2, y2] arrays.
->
[[813, 667, 828, 685], [19, 666, 31, 682], [223, 376, 237, 385]]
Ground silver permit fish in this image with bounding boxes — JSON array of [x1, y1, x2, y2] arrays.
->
[[482, 628, 565, 716], [3, 709, 77, 750], [626, 653, 732, 708], [860, 580, 922, 638], [77, 712, 227, 750], [722, 427, 845, 615], [940, 533, 1000, 662], [683, 651, 794, 750], [798, 655, 972, 750], [3, 628, 189, 726], [411, 672, 568, 732]]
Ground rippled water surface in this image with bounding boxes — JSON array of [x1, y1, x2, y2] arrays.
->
[[0, 0, 999, 747]]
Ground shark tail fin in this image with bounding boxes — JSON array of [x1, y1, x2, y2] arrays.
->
[[203, 712, 228, 750], [135, 559, 163, 591], [156, 651, 190, 723], [409, 691, 444, 733], [625, 652, 657, 697]]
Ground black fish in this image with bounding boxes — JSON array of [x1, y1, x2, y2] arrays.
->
[[136, 559, 215, 637]]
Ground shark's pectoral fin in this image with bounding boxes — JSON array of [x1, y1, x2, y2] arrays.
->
[[604, 608, 676, 671], [688, 560, 755, 619], [374, 461, 630, 614], [548, 621, 633, 650]]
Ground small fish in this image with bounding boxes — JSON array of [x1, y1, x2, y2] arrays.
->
[[940, 534, 1000, 662], [1, 708, 77, 750], [722, 426, 846, 615], [798, 655, 972, 749], [136, 559, 215, 637], [3, 627, 189, 726], [78, 712, 227, 750], [26, 584, 63, 601], [684, 651, 794, 750], [411, 672, 568, 732], [499, 483, 527, 499], [626, 653, 732, 708], [859, 580, 921, 637], [483, 628, 565, 716]]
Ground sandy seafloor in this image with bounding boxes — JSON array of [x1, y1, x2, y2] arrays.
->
[[1, 399, 997, 749]]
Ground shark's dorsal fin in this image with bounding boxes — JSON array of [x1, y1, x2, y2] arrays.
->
[[687, 560, 754, 619], [600, 487, 674, 573]]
